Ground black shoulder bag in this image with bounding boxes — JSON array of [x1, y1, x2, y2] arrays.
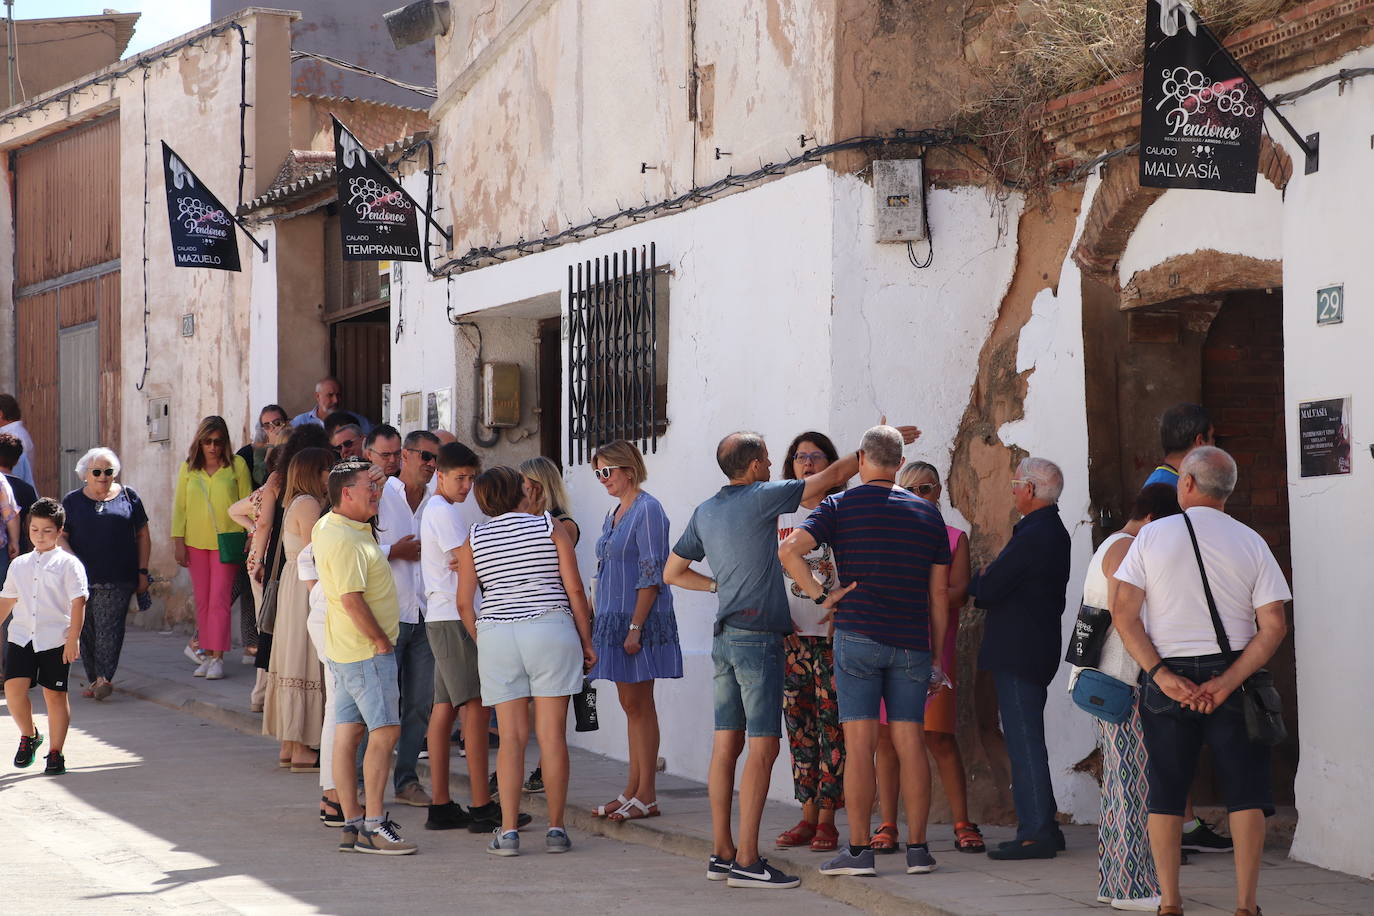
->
[[1182, 513, 1286, 747]]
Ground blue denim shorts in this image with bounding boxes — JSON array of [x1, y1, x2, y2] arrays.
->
[[712, 626, 784, 738], [833, 630, 932, 724], [332, 651, 401, 731]]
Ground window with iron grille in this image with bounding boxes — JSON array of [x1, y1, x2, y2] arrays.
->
[[567, 243, 668, 464]]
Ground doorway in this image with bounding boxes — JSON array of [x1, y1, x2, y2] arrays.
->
[[59, 322, 100, 490], [331, 309, 390, 427], [538, 317, 563, 463]]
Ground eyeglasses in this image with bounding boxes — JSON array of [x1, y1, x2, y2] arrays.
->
[[1011, 478, 1035, 490], [370, 448, 403, 461], [792, 451, 827, 463], [90, 468, 116, 478], [263, 418, 288, 430], [594, 466, 625, 480], [405, 447, 437, 463], [346, 480, 384, 494], [912, 483, 937, 495]]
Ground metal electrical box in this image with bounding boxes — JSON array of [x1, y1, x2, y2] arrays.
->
[[148, 397, 170, 442], [873, 159, 927, 242], [482, 362, 521, 428]]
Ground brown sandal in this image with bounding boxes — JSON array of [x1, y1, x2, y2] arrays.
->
[[953, 821, 986, 852], [870, 822, 899, 854]]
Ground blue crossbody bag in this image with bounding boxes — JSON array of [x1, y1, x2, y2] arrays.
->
[[1069, 666, 1134, 724]]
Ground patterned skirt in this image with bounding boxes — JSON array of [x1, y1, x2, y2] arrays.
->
[[1096, 694, 1160, 901], [587, 607, 683, 683]]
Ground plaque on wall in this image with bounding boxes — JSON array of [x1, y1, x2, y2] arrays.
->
[[1298, 396, 1352, 478]]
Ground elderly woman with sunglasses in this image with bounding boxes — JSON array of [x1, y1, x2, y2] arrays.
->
[[586, 440, 682, 822], [60, 447, 151, 700]]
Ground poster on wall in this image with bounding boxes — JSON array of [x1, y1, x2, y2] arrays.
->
[[332, 116, 423, 262], [161, 142, 242, 271], [1139, 0, 1264, 193], [1298, 396, 1352, 478], [399, 391, 423, 430]]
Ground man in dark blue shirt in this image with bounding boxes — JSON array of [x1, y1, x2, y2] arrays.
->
[[972, 456, 1071, 860]]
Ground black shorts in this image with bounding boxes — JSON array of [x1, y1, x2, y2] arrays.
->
[[3, 641, 71, 692], [1138, 653, 1274, 817]]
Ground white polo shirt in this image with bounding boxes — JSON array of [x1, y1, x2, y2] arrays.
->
[[419, 493, 487, 622], [1, 547, 89, 652], [1115, 506, 1291, 659], [377, 475, 428, 624]]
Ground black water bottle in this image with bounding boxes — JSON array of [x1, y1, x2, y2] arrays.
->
[[573, 678, 599, 732]]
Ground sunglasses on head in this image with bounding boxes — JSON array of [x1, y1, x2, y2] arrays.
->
[[405, 447, 437, 463], [594, 466, 625, 480], [90, 468, 116, 478]]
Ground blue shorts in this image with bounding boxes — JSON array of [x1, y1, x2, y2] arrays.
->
[[476, 611, 584, 706], [833, 630, 932, 724], [332, 651, 401, 731], [712, 626, 784, 738]]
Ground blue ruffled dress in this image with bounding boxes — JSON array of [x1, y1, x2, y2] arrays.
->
[[587, 491, 683, 683]]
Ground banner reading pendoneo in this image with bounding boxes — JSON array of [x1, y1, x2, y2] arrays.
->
[[333, 117, 423, 261], [1140, 0, 1263, 193], [162, 142, 242, 271]]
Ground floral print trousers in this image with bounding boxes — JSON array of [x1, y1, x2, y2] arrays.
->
[[783, 635, 845, 809]]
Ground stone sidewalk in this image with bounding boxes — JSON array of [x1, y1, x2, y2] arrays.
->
[[108, 628, 1374, 916]]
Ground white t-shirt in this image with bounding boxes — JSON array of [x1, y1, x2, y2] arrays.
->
[[419, 494, 486, 622], [297, 543, 326, 620], [777, 507, 839, 637], [1, 547, 89, 651], [377, 476, 427, 624], [1115, 506, 1291, 659]]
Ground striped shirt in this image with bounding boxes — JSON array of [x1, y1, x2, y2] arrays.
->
[[469, 511, 569, 622], [800, 484, 951, 650]]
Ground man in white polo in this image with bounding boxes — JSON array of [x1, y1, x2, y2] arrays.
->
[[1110, 446, 1290, 916]]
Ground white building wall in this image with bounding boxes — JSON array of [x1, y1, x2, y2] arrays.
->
[[248, 221, 280, 417]]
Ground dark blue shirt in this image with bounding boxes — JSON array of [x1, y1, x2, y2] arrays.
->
[[5, 474, 37, 552], [801, 484, 951, 650], [970, 504, 1072, 686], [61, 487, 149, 586], [673, 480, 804, 633]]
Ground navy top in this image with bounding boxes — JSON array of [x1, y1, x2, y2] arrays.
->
[[800, 484, 951, 650], [672, 480, 804, 633], [61, 486, 149, 586], [6, 474, 37, 552], [970, 504, 1072, 686]]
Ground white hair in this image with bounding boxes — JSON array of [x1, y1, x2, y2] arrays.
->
[[860, 425, 904, 469], [76, 447, 121, 479], [1017, 456, 1064, 503], [1180, 445, 1237, 499]]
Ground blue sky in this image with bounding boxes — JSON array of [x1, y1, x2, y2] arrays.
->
[[21, 1, 211, 57]]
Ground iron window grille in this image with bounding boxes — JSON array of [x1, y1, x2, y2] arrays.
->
[[567, 243, 667, 464]]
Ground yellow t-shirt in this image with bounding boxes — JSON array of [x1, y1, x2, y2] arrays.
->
[[312, 511, 400, 664]]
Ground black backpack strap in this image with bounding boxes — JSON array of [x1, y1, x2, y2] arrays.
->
[[1181, 511, 1236, 662]]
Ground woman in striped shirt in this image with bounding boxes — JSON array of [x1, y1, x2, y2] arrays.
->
[[456, 466, 596, 856]]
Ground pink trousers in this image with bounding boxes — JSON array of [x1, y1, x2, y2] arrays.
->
[[187, 546, 236, 653]]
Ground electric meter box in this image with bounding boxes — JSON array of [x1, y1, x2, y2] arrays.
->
[[873, 159, 927, 242], [148, 398, 170, 442], [482, 362, 521, 428]]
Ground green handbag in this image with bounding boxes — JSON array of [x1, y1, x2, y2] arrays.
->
[[197, 475, 247, 566]]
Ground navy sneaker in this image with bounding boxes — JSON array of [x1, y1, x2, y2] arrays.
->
[[707, 854, 734, 881], [13, 731, 43, 768], [819, 847, 877, 877], [727, 858, 801, 889], [905, 843, 937, 874], [987, 838, 1056, 860]]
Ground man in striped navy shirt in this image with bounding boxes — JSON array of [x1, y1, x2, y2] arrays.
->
[[780, 425, 950, 879]]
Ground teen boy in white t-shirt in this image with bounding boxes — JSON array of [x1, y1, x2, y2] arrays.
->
[[1, 498, 89, 775]]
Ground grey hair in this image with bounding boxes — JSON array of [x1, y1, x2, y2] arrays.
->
[[1180, 445, 1237, 499], [1017, 456, 1064, 503], [332, 423, 363, 439], [76, 447, 121, 479], [860, 426, 904, 469]]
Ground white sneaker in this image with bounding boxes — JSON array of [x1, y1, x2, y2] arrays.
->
[[193, 659, 211, 677], [205, 658, 225, 680], [1111, 897, 1162, 912]]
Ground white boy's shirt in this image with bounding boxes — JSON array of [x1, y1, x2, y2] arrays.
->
[[1, 547, 89, 651], [419, 494, 487, 622]]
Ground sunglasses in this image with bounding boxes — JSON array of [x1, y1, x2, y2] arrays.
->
[[334, 437, 359, 451], [405, 447, 437, 463], [792, 451, 827, 463], [912, 483, 937, 495], [203, 438, 226, 448], [90, 468, 116, 478], [594, 466, 625, 480], [263, 418, 288, 430]]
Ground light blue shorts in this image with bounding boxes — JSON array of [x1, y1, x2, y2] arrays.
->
[[332, 651, 401, 731], [476, 611, 584, 706]]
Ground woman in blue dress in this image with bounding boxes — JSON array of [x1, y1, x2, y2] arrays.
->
[[587, 439, 682, 822]]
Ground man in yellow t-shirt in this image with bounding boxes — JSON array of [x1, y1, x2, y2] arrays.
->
[[312, 459, 415, 856]]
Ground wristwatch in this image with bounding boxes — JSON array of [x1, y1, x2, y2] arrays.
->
[[628, 623, 643, 632], [812, 588, 830, 606], [709, 580, 718, 594]]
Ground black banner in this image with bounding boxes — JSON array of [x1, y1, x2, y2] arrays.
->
[[333, 117, 422, 262], [162, 142, 241, 271], [1139, 0, 1263, 193]]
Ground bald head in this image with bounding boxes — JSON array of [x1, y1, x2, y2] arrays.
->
[[717, 431, 768, 481], [1180, 445, 1237, 502], [433, 429, 456, 446]]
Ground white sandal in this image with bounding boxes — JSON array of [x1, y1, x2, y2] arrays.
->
[[608, 797, 660, 822], [593, 794, 629, 817]]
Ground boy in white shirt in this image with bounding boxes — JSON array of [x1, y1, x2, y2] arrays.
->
[[1, 498, 89, 774]]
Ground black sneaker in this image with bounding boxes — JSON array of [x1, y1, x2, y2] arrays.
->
[[523, 767, 544, 794], [1182, 818, 1233, 853], [425, 801, 471, 830], [13, 731, 43, 768], [726, 857, 801, 889], [43, 750, 65, 776], [488, 771, 499, 798], [706, 854, 734, 881], [466, 801, 532, 833]]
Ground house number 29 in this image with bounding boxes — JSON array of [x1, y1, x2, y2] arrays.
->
[[1317, 285, 1344, 326]]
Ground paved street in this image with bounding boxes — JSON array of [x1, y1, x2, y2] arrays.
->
[[0, 690, 853, 915]]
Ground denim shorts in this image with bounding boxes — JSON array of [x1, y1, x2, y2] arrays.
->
[[476, 611, 584, 706], [833, 630, 932, 724], [1137, 653, 1275, 817], [712, 626, 784, 738], [332, 651, 401, 731]]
